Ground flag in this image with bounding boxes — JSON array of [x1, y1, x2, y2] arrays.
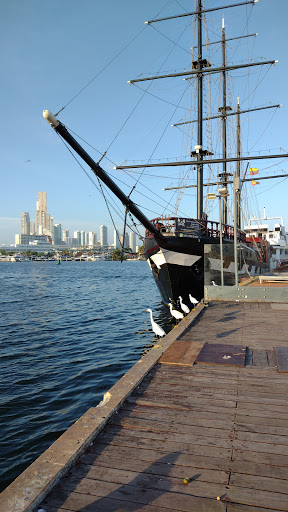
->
[[251, 180, 260, 186], [250, 168, 259, 175]]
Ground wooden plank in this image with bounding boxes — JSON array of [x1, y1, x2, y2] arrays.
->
[[236, 402, 288, 417], [224, 485, 288, 510], [75, 456, 229, 484], [127, 397, 236, 416], [267, 349, 277, 367], [230, 459, 288, 480], [42, 489, 198, 512], [109, 415, 234, 439], [119, 405, 235, 429], [181, 342, 205, 365], [275, 346, 288, 373], [195, 343, 246, 366], [233, 439, 288, 456], [133, 390, 237, 409], [98, 432, 232, 459], [230, 472, 288, 494], [235, 420, 288, 436], [233, 449, 288, 467], [82, 443, 231, 472], [158, 340, 192, 364], [159, 341, 204, 365], [43, 482, 227, 512], [142, 383, 237, 400], [103, 425, 234, 449], [235, 430, 288, 446], [64, 465, 230, 498], [252, 349, 268, 367], [227, 503, 285, 512]]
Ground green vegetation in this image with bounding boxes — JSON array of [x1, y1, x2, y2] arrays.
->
[[112, 248, 127, 261]]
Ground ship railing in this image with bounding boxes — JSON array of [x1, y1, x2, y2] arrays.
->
[[146, 217, 246, 243]]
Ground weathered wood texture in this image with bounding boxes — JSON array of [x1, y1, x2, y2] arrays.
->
[[41, 302, 288, 511]]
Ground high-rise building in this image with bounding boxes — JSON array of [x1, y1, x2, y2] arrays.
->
[[74, 230, 81, 246], [53, 224, 62, 245], [62, 229, 69, 243], [21, 212, 30, 235], [80, 231, 86, 247], [120, 233, 129, 249], [114, 229, 120, 249], [88, 231, 96, 246], [129, 232, 136, 252], [36, 192, 47, 235], [100, 225, 108, 246], [36, 192, 52, 236], [30, 221, 35, 235]]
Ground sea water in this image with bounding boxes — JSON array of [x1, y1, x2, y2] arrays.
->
[[0, 260, 172, 491]]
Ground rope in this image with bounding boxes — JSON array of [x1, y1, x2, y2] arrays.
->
[[54, 26, 147, 116]]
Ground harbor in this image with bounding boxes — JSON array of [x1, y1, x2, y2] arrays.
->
[[2, 0, 288, 510], [2, 275, 288, 511]]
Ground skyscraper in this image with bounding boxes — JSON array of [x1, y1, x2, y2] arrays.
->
[[62, 229, 69, 243], [80, 231, 85, 247], [30, 221, 35, 235], [120, 233, 129, 249], [129, 232, 136, 252], [88, 232, 96, 246], [114, 229, 120, 249], [74, 230, 81, 246], [36, 192, 52, 236], [100, 225, 108, 246], [53, 224, 62, 245], [21, 212, 30, 235], [36, 192, 47, 235]]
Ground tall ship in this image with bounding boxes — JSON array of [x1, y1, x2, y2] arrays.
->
[[43, 0, 288, 304]]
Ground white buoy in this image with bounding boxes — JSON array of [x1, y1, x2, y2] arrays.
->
[[179, 296, 190, 315], [146, 309, 166, 337], [168, 303, 184, 322]]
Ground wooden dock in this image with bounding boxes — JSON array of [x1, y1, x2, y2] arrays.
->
[[2, 301, 288, 511]]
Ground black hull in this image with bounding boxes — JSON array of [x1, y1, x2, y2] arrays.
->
[[144, 235, 206, 305], [144, 234, 269, 306]]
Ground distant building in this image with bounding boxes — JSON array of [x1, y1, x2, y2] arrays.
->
[[114, 229, 120, 249], [53, 224, 62, 245], [120, 233, 129, 249], [30, 221, 35, 235], [88, 231, 96, 246], [74, 230, 81, 246], [100, 225, 108, 246], [129, 232, 136, 252], [62, 229, 69, 243], [15, 234, 52, 246], [80, 231, 86, 247], [21, 212, 30, 235], [36, 192, 52, 236]]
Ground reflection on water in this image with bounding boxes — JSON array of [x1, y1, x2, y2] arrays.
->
[[0, 261, 172, 491]]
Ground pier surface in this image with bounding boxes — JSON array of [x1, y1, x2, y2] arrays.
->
[[2, 301, 288, 511]]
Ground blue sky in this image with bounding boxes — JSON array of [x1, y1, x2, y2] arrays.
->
[[1, 0, 288, 245]]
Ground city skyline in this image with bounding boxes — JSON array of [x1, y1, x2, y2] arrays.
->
[[1, 1, 288, 246], [11, 191, 139, 250]]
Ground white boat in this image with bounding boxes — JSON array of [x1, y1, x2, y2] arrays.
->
[[245, 209, 288, 271]]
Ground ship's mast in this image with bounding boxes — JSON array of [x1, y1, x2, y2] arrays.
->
[[236, 97, 241, 229], [219, 18, 231, 224], [196, 0, 203, 219]]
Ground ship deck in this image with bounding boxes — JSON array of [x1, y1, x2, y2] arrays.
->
[[2, 301, 288, 511]]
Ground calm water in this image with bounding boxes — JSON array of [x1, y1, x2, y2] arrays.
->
[[0, 261, 172, 491]]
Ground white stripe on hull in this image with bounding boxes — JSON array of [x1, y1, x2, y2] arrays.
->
[[149, 248, 201, 269]]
